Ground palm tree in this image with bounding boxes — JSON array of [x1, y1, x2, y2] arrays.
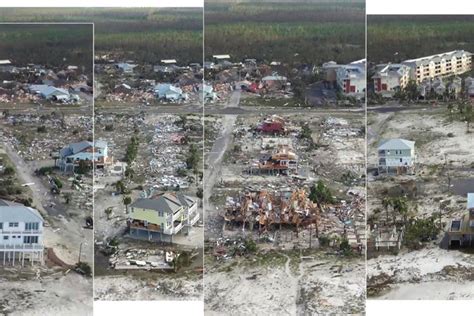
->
[[105, 207, 113, 220], [382, 197, 391, 225], [123, 196, 132, 213]]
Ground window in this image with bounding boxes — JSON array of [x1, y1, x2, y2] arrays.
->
[[25, 222, 39, 231], [9, 222, 19, 228], [23, 236, 39, 244], [3, 236, 8, 240], [400, 158, 403, 162], [0, 223, 2, 229]]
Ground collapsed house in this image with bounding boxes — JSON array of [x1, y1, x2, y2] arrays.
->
[[261, 74, 288, 91], [249, 145, 298, 175], [127, 192, 200, 243], [0, 199, 44, 266], [223, 189, 319, 233], [55, 139, 110, 173], [377, 138, 416, 175], [222, 188, 365, 249], [446, 193, 474, 248], [28, 84, 77, 102], [198, 83, 217, 102], [154, 83, 187, 102], [255, 115, 287, 134], [115, 62, 137, 74]]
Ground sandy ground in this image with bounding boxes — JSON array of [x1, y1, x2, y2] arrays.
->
[[205, 252, 365, 315], [368, 109, 473, 167], [367, 107, 474, 300], [377, 281, 473, 300], [368, 246, 474, 300], [94, 274, 203, 301], [0, 273, 92, 316]]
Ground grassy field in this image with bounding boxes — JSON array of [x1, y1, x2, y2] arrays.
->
[[368, 15, 474, 64], [0, 8, 203, 64], [0, 24, 93, 72], [205, 1, 365, 64]]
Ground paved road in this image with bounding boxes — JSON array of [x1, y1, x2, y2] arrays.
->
[[3, 102, 366, 116]]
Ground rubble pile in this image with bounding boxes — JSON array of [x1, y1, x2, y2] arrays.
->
[[220, 188, 365, 249], [223, 189, 319, 231], [107, 248, 171, 270], [2, 114, 92, 161], [323, 117, 363, 138], [145, 116, 188, 188]]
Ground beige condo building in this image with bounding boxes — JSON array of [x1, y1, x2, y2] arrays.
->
[[401, 50, 472, 83]]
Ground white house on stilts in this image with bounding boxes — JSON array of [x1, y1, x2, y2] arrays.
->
[[0, 199, 44, 266]]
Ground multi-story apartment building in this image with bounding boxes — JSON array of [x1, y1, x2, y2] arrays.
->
[[377, 138, 416, 174], [0, 199, 44, 266], [402, 50, 472, 83], [372, 63, 411, 95], [128, 193, 199, 243], [335, 59, 366, 99]]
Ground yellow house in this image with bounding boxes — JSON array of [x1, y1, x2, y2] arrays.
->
[[128, 192, 198, 243]]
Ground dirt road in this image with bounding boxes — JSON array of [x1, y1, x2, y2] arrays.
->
[[204, 90, 241, 238], [2, 142, 92, 265]]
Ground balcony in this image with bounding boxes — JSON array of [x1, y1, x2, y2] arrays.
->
[[0, 230, 42, 235], [172, 210, 183, 222], [188, 213, 200, 226], [0, 244, 43, 251], [129, 220, 161, 232], [163, 221, 184, 235]]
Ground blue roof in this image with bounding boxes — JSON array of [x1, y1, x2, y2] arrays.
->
[[29, 84, 69, 97], [60, 140, 107, 159]]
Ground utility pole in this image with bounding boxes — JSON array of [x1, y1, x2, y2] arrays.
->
[[309, 225, 312, 249], [78, 242, 83, 264], [444, 153, 451, 193]]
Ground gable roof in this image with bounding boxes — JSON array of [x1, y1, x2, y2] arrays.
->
[[60, 140, 107, 158], [130, 193, 196, 214], [378, 138, 415, 151], [0, 200, 44, 223], [154, 83, 183, 95], [402, 50, 472, 67]]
